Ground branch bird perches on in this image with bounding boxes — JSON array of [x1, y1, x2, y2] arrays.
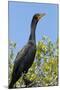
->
[[9, 13, 45, 88]]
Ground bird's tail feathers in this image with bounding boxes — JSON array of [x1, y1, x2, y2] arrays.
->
[[9, 82, 13, 89], [8, 80, 15, 89]]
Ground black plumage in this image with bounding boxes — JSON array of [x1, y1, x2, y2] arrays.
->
[[9, 13, 45, 88]]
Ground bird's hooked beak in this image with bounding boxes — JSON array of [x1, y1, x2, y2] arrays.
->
[[37, 13, 46, 20]]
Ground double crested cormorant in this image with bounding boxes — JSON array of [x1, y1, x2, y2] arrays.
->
[[9, 13, 45, 88]]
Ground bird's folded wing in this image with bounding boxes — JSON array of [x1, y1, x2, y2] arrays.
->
[[13, 43, 32, 74], [14, 43, 32, 63]]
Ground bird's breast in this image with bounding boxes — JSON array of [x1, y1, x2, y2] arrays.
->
[[23, 44, 36, 70]]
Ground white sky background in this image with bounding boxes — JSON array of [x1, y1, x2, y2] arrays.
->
[[0, 0, 60, 90]]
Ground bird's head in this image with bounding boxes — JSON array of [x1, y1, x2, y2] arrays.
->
[[31, 13, 46, 31], [31, 13, 46, 28], [33, 13, 46, 22]]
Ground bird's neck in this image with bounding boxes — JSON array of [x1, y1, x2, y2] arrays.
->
[[29, 19, 37, 42]]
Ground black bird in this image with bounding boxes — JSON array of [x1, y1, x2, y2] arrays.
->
[[9, 13, 45, 88]]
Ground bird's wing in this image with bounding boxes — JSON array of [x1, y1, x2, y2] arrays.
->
[[15, 43, 32, 62], [13, 43, 32, 74]]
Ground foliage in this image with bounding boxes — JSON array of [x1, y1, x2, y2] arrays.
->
[[9, 36, 58, 87], [8, 41, 16, 83]]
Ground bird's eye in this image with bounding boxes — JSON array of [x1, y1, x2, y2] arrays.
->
[[36, 16, 40, 20]]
